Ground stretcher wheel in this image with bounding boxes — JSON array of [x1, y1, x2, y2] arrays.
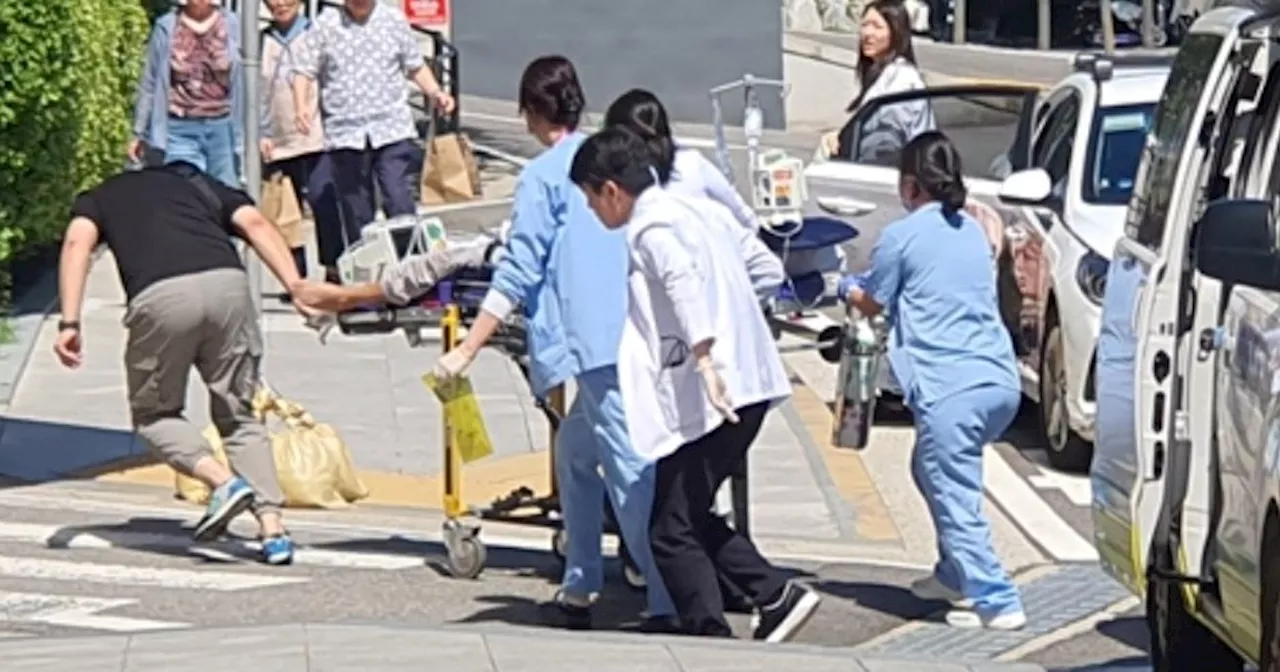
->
[[552, 528, 568, 562], [620, 543, 646, 591], [446, 536, 487, 580]]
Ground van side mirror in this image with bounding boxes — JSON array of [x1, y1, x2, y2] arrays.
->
[[1194, 198, 1280, 290], [998, 168, 1053, 206]]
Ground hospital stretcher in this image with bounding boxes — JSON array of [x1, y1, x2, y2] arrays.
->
[[333, 268, 752, 587]]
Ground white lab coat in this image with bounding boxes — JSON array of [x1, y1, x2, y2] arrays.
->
[[618, 187, 792, 463], [666, 148, 760, 232]]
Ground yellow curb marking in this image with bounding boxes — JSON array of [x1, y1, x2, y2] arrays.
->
[[789, 380, 902, 542], [92, 450, 552, 512]]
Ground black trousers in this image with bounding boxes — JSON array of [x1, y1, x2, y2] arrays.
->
[[649, 402, 788, 636], [329, 139, 419, 240], [265, 152, 352, 269]]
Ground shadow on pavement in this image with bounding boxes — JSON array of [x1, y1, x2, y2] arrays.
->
[[809, 579, 943, 621], [1095, 615, 1150, 654], [0, 417, 154, 486], [48, 515, 568, 583]]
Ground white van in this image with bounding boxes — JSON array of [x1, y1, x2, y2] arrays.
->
[[1089, 3, 1280, 668]]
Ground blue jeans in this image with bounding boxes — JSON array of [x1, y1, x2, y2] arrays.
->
[[164, 116, 239, 187], [911, 384, 1023, 618], [557, 366, 674, 617]]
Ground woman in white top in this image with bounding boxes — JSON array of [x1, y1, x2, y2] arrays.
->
[[820, 0, 936, 162], [568, 127, 820, 643], [603, 89, 760, 232]]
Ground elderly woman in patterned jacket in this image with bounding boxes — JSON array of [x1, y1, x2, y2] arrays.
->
[[129, 0, 244, 187], [291, 0, 455, 244]]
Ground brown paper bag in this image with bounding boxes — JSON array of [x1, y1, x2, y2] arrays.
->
[[420, 132, 481, 205], [174, 388, 370, 509], [260, 172, 306, 247]]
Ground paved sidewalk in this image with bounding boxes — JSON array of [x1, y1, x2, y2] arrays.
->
[[0, 622, 1066, 671]]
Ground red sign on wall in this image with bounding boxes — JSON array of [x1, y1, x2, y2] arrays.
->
[[404, 0, 449, 27]]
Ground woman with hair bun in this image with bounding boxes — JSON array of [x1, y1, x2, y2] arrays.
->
[[432, 55, 675, 632], [603, 89, 759, 231], [838, 130, 1026, 631]]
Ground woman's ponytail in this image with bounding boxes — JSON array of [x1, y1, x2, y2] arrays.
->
[[898, 131, 968, 217]]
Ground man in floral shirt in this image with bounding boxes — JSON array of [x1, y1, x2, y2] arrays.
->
[[292, 0, 454, 250]]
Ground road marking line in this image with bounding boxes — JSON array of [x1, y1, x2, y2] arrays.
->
[[0, 555, 307, 591], [983, 451, 1098, 562], [0, 592, 189, 632], [1028, 469, 1094, 507], [0, 522, 422, 571]]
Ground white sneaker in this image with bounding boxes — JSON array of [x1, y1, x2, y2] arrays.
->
[[944, 609, 1027, 630], [909, 575, 973, 608]]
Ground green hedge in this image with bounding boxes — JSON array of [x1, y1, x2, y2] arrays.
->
[[0, 0, 149, 295]]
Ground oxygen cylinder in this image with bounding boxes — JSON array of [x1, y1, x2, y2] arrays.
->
[[831, 308, 886, 450]]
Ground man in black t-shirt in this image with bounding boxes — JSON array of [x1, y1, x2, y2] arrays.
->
[[55, 162, 313, 565]]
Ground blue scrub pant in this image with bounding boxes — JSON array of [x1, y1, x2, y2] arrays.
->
[[165, 116, 240, 188], [911, 383, 1023, 618], [557, 366, 675, 617]]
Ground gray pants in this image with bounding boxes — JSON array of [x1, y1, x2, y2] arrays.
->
[[124, 268, 284, 515]]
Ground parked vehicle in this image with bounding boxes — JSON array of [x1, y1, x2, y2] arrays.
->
[[1089, 4, 1280, 669], [806, 52, 1167, 473]]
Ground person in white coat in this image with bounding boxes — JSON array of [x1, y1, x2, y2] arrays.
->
[[820, 0, 936, 162], [603, 89, 759, 232], [568, 126, 821, 642]]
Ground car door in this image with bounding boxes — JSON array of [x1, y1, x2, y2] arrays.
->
[[804, 84, 1041, 271], [1090, 16, 1255, 598], [1001, 89, 1082, 372]]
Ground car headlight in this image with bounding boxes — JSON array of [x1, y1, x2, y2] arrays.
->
[[1075, 250, 1110, 305]]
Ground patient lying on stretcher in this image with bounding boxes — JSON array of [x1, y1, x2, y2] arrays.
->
[[292, 236, 501, 313]]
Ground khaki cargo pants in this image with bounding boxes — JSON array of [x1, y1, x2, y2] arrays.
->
[[124, 268, 284, 515]]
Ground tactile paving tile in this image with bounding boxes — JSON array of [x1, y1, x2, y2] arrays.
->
[[857, 564, 1134, 662]]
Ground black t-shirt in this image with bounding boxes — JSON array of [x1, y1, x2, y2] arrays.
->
[[70, 164, 253, 300]]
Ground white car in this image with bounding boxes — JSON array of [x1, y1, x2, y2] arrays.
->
[[799, 53, 1168, 472], [995, 55, 1168, 471]]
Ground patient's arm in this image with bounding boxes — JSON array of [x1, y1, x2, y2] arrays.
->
[[381, 238, 494, 305]]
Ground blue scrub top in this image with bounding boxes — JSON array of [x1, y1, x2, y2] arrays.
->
[[864, 202, 1019, 409]]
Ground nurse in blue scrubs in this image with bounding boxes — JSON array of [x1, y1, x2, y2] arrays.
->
[[839, 131, 1026, 630]]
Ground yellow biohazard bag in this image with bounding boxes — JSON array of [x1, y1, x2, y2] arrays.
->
[[174, 387, 370, 508], [423, 373, 494, 464]]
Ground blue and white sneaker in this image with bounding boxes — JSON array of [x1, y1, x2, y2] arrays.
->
[[192, 477, 255, 541], [261, 534, 295, 566]]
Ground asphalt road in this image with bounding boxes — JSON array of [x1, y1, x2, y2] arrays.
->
[[0, 491, 1146, 669]]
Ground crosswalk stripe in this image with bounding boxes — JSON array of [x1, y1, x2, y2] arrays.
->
[[0, 521, 422, 571], [0, 555, 307, 591], [0, 592, 188, 632]]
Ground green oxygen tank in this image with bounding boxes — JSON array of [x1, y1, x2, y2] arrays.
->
[[831, 307, 887, 450]]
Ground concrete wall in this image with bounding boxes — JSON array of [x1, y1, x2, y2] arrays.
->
[[450, 0, 786, 129]]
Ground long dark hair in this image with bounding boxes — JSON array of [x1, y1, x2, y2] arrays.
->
[[899, 131, 967, 216], [847, 0, 917, 113], [518, 55, 586, 130], [603, 89, 675, 185]]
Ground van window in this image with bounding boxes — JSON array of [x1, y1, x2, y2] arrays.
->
[[1125, 33, 1225, 251]]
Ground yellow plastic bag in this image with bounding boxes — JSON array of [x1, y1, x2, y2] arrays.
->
[[174, 388, 370, 508], [423, 373, 494, 464]]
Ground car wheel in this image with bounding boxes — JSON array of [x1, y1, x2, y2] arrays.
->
[[1262, 521, 1280, 672], [1147, 547, 1243, 671], [1039, 320, 1093, 473]]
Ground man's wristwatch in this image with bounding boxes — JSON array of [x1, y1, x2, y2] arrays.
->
[[57, 320, 80, 332]]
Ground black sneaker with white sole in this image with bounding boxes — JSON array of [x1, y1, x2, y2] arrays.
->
[[751, 582, 820, 643]]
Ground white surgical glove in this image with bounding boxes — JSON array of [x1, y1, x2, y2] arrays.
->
[[696, 355, 739, 424], [434, 346, 477, 381]]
